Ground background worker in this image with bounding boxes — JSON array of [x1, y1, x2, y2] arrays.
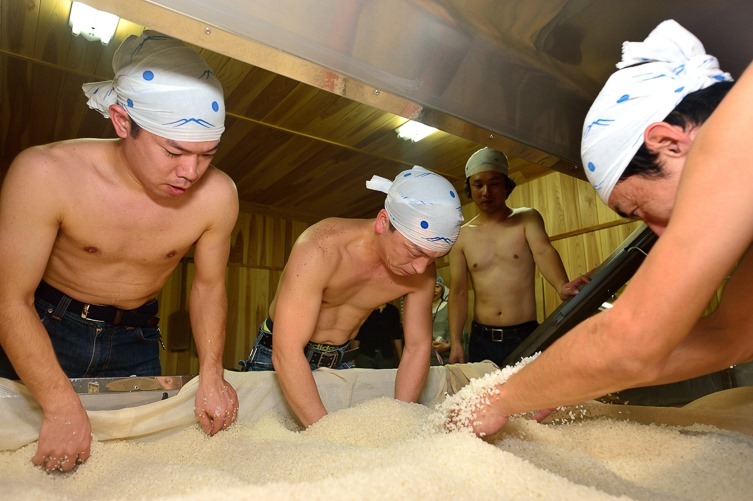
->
[[448, 147, 587, 367]]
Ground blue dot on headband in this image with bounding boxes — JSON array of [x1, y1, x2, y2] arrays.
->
[[143, 70, 154, 81], [420, 221, 429, 229]]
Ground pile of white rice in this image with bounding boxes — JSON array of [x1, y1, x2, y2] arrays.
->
[[2, 397, 752, 499]]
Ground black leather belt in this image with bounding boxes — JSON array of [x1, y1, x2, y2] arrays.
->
[[257, 331, 358, 368], [471, 321, 538, 342], [35, 280, 160, 328]]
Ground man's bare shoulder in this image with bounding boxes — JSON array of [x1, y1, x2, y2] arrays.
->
[[284, 218, 372, 284], [299, 217, 369, 245], [8, 139, 114, 178], [2, 140, 116, 208], [191, 166, 238, 212]]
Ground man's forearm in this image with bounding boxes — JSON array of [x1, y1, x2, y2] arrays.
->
[[0, 302, 79, 413], [274, 351, 328, 426], [394, 344, 430, 402], [189, 284, 228, 376], [647, 317, 752, 385], [536, 248, 570, 292], [447, 292, 467, 346]]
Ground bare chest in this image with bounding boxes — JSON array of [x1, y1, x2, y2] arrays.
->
[[322, 268, 416, 311], [463, 224, 533, 274], [55, 189, 204, 266]]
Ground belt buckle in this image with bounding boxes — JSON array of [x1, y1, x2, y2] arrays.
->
[[490, 329, 504, 342], [317, 351, 339, 368], [81, 304, 105, 323]]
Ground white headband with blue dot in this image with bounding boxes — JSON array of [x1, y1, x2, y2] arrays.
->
[[581, 20, 732, 204], [83, 30, 225, 142], [366, 166, 463, 254]]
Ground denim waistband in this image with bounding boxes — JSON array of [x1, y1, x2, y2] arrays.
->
[[257, 320, 358, 368], [35, 280, 159, 327]]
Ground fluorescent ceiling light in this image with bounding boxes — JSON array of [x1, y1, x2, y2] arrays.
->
[[395, 121, 438, 142], [69, 1, 120, 45]]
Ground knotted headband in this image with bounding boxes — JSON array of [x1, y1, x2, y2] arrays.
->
[[366, 166, 463, 253], [83, 30, 225, 142], [581, 20, 732, 203]]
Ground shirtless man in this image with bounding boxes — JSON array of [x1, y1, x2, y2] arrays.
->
[[0, 32, 239, 472], [448, 148, 586, 367], [241, 166, 463, 427], [462, 20, 753, 436]]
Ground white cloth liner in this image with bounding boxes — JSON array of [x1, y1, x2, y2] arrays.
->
[[0, 363, 497, 451]]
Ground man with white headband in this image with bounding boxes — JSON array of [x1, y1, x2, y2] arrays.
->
[[447, 147, 587, 368], [453, 20, 753, 437], [0, 31, 239, 472], [240, 166, 463, 427]]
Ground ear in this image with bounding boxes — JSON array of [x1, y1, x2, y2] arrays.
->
[[375, 209, 390, 234], [109, 104, 132, 139], [644, 122, 694, 158]]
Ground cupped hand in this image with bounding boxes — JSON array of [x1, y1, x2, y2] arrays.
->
[[194, 375, 239, 436], [32, 402, 92, 473]]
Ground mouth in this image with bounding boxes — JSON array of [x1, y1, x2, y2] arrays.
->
[[166, 184, 188, 195]]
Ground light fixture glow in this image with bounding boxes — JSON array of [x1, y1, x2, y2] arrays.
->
[[395, 121, 438, 142], [69, 1, 120, 45]]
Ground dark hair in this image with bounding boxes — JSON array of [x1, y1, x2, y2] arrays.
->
[[463, 175, 517, 199], [622, 80, 734, 182], [129, 116, 142, 139]]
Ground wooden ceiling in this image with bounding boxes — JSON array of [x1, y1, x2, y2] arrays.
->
[[0, 0, 564, 222]]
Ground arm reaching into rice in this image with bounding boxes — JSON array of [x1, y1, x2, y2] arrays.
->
[[240, 167, 463, 427], [460, 22, 753, 437]]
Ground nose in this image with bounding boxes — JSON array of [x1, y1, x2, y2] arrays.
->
[[177, 156, 200, 182], [411, 257, 432, 275]]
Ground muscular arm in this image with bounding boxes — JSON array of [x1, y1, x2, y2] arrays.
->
[[190, 169, 239, 435], [0, 148, 91, 472], [447, 238, 468, 363], [395, 271, 433, 401], [470, 62, 753, 436], [270, 235, 333, 427], [525, 210, 574, 300], [643, 248, 753, 384]]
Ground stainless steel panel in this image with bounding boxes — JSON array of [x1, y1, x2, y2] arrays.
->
[[147, 0, 753, 164]]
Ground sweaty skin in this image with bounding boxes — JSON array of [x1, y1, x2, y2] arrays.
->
[[464, 62, 753, 437], [268, 209, 440, 427], [0, 104, 239, 472]]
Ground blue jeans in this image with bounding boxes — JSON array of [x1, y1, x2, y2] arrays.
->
[[0, 297, 162, 380], [242, 319, 356, 371]]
